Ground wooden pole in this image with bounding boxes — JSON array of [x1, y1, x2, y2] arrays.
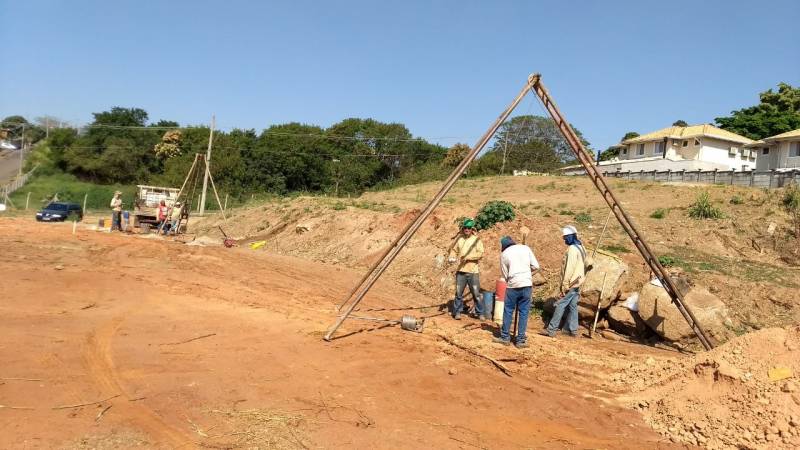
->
[[223, 193, 229, 212], [199, 115, 215, 215], [25, 192, 31, 210], [82, 193, 88, 214]]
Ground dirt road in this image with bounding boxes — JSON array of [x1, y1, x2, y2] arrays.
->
[[0, 217, 679, 449]]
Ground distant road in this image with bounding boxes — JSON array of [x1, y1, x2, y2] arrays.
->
[[0, 150, 22, 185]]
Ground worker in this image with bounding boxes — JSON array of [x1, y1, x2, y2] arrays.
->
[[448, 218, 485, 320], [542, 225, 586, 337], [493, 236, 540, 348], [167, 202, 182, 235], [156, 200, 168, 231], [110, 191, 123, 232]]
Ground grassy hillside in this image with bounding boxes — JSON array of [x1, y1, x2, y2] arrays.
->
[[8, 173, 136, 211]]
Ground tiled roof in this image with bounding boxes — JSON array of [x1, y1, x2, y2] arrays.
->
[[764, 129, 800, 141], [622, 125, 754, 146]]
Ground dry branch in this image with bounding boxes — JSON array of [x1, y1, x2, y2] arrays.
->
[[160, 333, 216, 346], [0, 377, 42, 381], [437, 335, 512, 377], [95, 404, 112, 422], [52, 394, 120, 410]]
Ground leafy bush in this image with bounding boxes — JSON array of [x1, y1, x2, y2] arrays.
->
[[574, 212, 592, 223], [688, 192, 724, 219], [475, 200, 515, 230], [730, 195, 744, 205], [650, 208, 668, 219], [331, 202, 346, 211], [782, 184, 800, 238], [658, 255, 676, 267]]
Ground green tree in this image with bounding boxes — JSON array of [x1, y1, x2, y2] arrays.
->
[[442, 143, 471, 167], [598, 131, 638, 161], [672, 120, 688, 127], [716, 83, 800, 140]]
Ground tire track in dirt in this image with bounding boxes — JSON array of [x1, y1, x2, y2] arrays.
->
[[83, 315, 195, 448]]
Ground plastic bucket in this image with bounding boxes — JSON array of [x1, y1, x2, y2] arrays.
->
[[481, 291, 494, 319], [494, 279, 507, 324]]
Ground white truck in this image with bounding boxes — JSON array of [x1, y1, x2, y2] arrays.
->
[[133, 184, 183, 233]]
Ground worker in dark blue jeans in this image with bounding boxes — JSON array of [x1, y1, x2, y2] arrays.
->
[[493, 236, 540, 348]]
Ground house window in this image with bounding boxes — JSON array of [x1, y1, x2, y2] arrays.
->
[[694, 138, 701, 147], [762, 148, 770, 155], [682, 140, 688, 147], [654, 141, 665, 154], [729, 152, 736, 159], [637, 144, 645, 155], [791, 142, 800, 157], [621, 148, 628, 155]]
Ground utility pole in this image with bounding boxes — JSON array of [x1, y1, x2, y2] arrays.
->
[[199, 115, 215, 215], [19, 123, 25, 176]]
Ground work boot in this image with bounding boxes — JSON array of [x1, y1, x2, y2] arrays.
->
[[538, 330, 555, 338], [566, 332, 579, 338], [453, 313, 461, 321], [478, 315, 487, 322], [515, 341, 529, 349], [492, 336, 510, 346]]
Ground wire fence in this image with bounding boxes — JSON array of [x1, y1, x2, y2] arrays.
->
[[1, 165, 38, 201]]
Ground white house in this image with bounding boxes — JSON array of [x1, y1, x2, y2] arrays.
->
[[599, 124, 755, 172], [746, 129, 800, 171]]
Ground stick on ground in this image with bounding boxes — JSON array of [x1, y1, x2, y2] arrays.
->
[[159, 333, 216, 346], [437, 335, 512, 377], [52, 394, 121, 410]]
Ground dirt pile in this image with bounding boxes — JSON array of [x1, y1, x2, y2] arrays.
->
[[617, 326, 800, 449]]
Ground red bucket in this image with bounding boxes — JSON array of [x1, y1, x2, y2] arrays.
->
[[495, 279, 507, 302]]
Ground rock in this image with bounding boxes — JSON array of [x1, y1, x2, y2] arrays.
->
[[448, 367, 458, 376], [637, 283, 730, 342], [581, 253, 629, 310], [714, 359, 742, 381], [646, 357, 656, 366], [607, 304, 647, 336], [54, 264, 64, 270], [600, 330, 625, 341], [782, 381, 797, 393]]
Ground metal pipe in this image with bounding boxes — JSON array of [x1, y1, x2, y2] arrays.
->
[[323, 76, 537, 341]]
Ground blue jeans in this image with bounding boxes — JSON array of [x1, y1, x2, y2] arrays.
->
[[547, 288, 580, 335], [500, 286, 532, 343], [454, 272, 482, 317]]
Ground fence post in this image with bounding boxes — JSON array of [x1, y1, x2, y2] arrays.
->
[[750, 170, 755, 186], [769, 170, 775, 189], [83, 193, 88, 214], [730, 170, 735, 185], [25, 192, 31, 210]]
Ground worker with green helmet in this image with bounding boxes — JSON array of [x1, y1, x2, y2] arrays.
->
[[448, 218, 485, 320]]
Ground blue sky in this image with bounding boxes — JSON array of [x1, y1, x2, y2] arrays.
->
[[1, 0, 798, 151]]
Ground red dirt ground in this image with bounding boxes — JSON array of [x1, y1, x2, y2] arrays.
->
[[0, 217, 683, 449]]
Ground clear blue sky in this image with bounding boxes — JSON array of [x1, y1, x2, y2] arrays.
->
[[1, 0, 798, 151]]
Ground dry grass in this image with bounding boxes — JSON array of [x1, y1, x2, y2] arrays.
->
[[204, 408, 309, 449]]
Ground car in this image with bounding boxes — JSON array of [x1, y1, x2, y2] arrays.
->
[[35, 202, 83, 222]]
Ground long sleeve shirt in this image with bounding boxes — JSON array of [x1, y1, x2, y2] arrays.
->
[[560, 245, 586, 292], [449, 234, 484, 274], [110, 197, 122, 212], [500, 244, 540, 288]]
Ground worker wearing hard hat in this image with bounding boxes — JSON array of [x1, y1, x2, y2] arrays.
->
[[542, 225, 587, 337], [448, 218, 485, 320]]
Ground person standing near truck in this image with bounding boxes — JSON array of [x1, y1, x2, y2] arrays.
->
[[448, 218, 485, 320], [110, 191, 123, 232]]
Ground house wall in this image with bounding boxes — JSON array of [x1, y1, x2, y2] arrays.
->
[[697, 137, 755, 171], [595, 158, 730, 173], [754, 141, 800, 170], [618, 140, 668, 160]]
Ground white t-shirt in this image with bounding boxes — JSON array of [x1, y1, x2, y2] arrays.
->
[[500, 244, 540, 288]]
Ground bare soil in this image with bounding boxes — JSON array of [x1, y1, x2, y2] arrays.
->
[[1, 217, 678, 449]]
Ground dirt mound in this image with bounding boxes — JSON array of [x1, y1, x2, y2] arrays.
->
[[619, 327, 800, 448]]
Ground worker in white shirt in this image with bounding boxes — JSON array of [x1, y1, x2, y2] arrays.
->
[[542, 225, 586, 337], [493, 236, 540, 348]]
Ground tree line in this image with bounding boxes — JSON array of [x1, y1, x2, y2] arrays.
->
[[5, 108, 590, 196]]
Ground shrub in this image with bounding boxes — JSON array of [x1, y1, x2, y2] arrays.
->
[[658, 255, 676, 267], [650, 208, 668, 219], [782, 184, 800, 238], [475, 200, 515, 230], [688, 192, 724, 219], [332, 202, 346, 211], [575, 212, 592, 223], [730, 195, 744, 205]]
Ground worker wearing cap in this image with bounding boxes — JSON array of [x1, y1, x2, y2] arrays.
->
[[110, 191, 123, 232], [448, 218, 485, 320], [167, 202, 183, 235], [543, 225, 587, 337], [493, 236, 540, 348]]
